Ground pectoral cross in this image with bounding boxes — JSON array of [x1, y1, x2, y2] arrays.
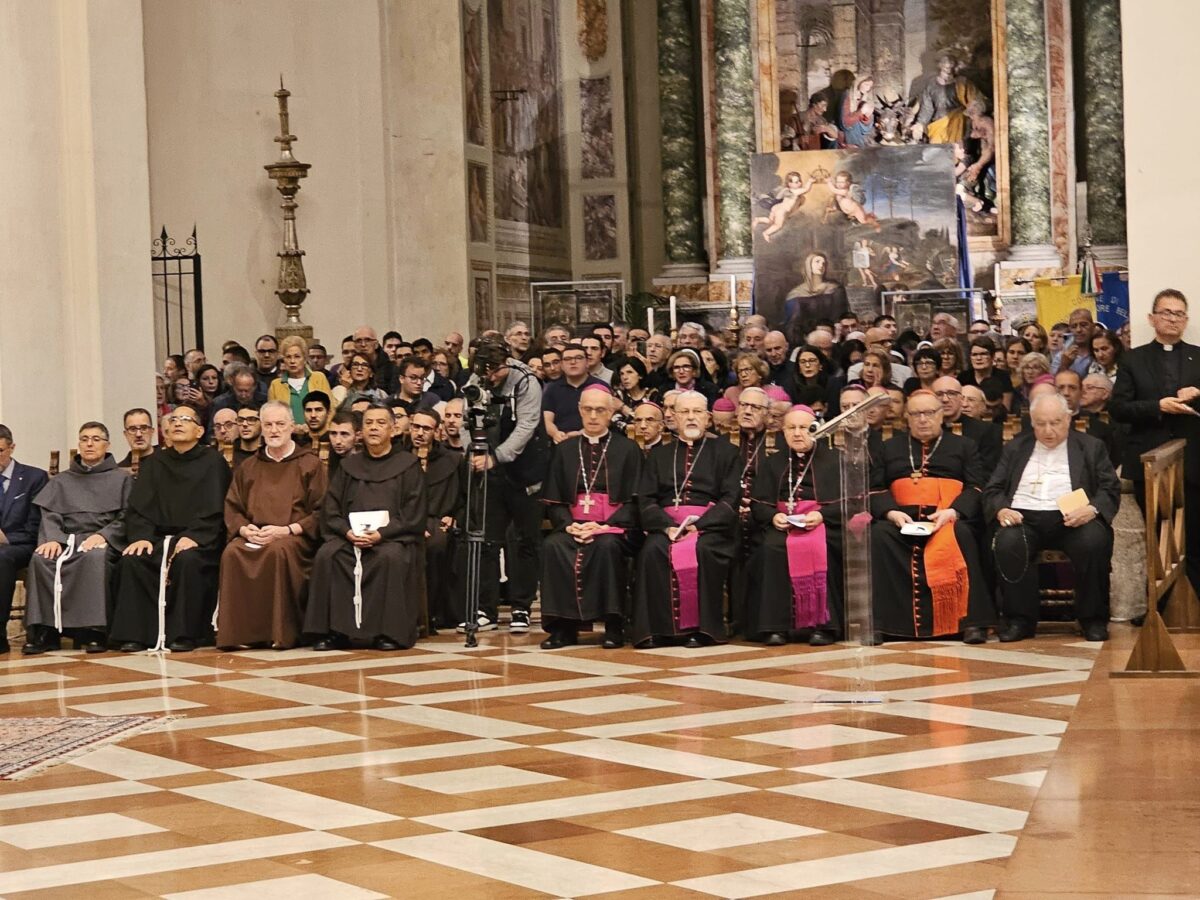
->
[[580, 494, 595, 514], [672, 495, 682, 508], [787, 499, 796, 515]]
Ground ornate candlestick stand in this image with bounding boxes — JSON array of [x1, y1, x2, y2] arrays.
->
[[263, 78, 313, 340]]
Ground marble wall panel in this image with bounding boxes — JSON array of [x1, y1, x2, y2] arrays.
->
[[657, 0, 705, 264], [1079, 0, 1126, 246], [580, 76, 615, 179], [583, 193, 618, 260]]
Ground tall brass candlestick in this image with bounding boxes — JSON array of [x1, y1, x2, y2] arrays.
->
[[263, 77, 313, 339]]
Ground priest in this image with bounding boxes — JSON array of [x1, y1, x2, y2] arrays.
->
[[217, 402, 327, 650], [746, 406, 843, 645], [23, 422, 131, 654], [305, 403, 427, 651], [869, 390, 993, 644], [633, 390, 740, 647], [632, 401, 666, 454], [409, 406, 460, 631], [540, 384, 642, 649], [109, 406, 231, 652]]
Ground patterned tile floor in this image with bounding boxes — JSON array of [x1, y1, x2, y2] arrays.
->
[[0, 629, 1106, 899]]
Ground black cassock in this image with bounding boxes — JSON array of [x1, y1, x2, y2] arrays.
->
[[720, 430, 780, 633], [870, 432, 995, 637], [633, 436, 740, 644], [305, 446, 427, 647], [418, 445, 460, 629], [540, 432, 642, 629], [109, 445, 231, 647], [746, 443, 844, 637]]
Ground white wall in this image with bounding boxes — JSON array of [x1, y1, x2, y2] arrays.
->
[[0, 0, 157, 465], [1122, 0, 1200, 344]]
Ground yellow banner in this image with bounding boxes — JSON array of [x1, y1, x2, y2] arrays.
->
[[1034, 275, 1095, 327]]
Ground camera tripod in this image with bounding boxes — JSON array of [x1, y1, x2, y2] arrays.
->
[[461, 428, 492, 648]]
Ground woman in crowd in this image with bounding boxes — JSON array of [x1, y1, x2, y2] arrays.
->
[[933, 337, 963, 378], [793, 345, 830, 391], [1020, 321, 1049, 355], [1003, 336, 1032, 392], [1015, 351, 1052, 411], [903, 346, 941, 395], [858, 349, 894, 389], [333, 353, 387, 410], [960, 336, 1012, 412], [666, 349, 719, 404], [615, 358, 657, 417], [431, 349, 463, 389], [1089, 329, 1122, 378], [269, 336, 333, 425], [699, 346, 730, 390], [725, 352, 769, 403]]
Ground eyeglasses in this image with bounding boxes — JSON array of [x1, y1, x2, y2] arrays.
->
[[78, 436, 107, 444], [737, 402, 768, 412], [934, 390, 962, 399], [410, 423, 436, 433], [169, 415, 200, 425], [124, 425, 153, 434], [798, 357, 820, 366], [562, 354, 586, 363], [351, 362, 371, 369], [235, 416, 260, 424], [579, 405, 610, 415], [1155, 309, 1188, 320], [908, 409, 941, 420], [671, 364, 695, 371], [916, 359, 936, 366]]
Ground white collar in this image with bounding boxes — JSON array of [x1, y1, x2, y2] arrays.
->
[[583, 431, 607, 445], [265, 441, 296, 462]]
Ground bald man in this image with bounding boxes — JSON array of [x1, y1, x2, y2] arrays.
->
[[933, 375, 1001, 474], [633, 401, 667, 453]]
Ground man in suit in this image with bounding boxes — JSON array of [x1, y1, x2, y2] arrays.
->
[[0, 425, 50, 652], [1109, 288, 1200, 594], [1054, 369, 1119, 467], [933, 376, 1001, 474], [986, 393, 1121, 642]]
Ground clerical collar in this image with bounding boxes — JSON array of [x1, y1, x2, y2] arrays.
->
[[1157, 339, 1179, 351], [265, 441, 296, 462], [583, 431, 607, 445]]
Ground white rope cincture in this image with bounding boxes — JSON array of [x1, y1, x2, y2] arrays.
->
[[352, 546, 364, 630], [211, 590, 220, 632], [149, 535, 174, 654], [51, 534, 77, 633]]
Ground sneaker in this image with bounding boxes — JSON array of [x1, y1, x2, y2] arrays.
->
[[456, 613, 498, 633], [509, 610, 530, 633]]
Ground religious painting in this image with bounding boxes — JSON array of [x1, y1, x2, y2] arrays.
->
[[537, 291, 578, 333], [576, 290, 612, 326], [473, 273, 493, 332], [583, 193, 617, 260], [532, 281, 622, 334], [467, 163, 488, 243], [893, 300, 931, 337], [750, 145, 958, 333], [580, 77, 615, 179], [489, 0, 564, 229], [771, 0, 1000, 239], [463, 0, 485, 147]]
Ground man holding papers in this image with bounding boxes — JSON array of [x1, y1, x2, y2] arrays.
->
[[985, 392, 1121, 642]]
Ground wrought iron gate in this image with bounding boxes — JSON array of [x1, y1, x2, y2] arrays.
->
[[151, 225, 204, 355]]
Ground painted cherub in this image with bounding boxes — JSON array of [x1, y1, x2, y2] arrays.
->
[[753, 170, 815, 242], [823, 170, 879, 228]]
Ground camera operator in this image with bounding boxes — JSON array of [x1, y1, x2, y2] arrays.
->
[[457, 340, 549, 633]]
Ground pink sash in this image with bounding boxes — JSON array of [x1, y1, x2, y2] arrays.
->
[[569, 493, 624, 535], [776, 500, 827, 628], [666, 504, 711, 630]]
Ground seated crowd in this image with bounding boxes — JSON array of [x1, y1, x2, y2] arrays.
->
[[1, 299, 1151, 655]]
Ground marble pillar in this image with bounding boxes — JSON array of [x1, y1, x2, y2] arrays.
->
[[1005, 0, 1059, 263], [657, 0, 706, 275], [712, 0, 756, 270], [1079, 0, 1127, 254]]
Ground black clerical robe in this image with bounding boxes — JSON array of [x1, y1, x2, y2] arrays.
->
[[26, 456, 130, 632], [417, 445, 460, 629], [633, 436, 740, 644], [109, 444, 231, 647], [746, 443, 844, 638], [304, 446, 427, 647], [720, 429, 780, 632], [540, 432, 641, 629], [870, 432, 994, 637]]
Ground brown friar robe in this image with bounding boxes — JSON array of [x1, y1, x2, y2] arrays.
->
[[217, 446, 327, 648]]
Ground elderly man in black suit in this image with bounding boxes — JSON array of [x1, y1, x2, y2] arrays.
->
[[1109, 288, 1200, 595], [0, 425, 50, 653], [985, 392, 1121, 642]]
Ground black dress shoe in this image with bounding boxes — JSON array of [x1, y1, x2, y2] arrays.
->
[[84, 641, 106, 654], [998, 620, 1036, 643], [764, 632, 787, 646], [809, 628, 841, 646], [169, 637, 196, 653], [684, 634, 704, 649], [962, 626, 988, 645], [601, 627, 623, 650], [1081, 620, 1110, 642], [373, 635, 401, 651], [633, 636, 657, 649], [539, 631, 577, 650], [120, 641, 147, 653], [313, 633, 350, 651]]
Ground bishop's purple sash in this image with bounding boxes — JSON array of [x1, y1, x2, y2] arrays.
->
[[666, 504, 711, 630], [570, 493, 624, 535], [776, 499, 828, 628]]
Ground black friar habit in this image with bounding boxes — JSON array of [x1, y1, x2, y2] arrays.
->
[[746, 441, 844, 640], [540, 431, 642, 635], [26, 455, 131, 634], [633, 436, 740, 645], [720, 428, 780, 634], [416, 444, 460, 630], [304, 445, 427, 647], [870, 431, 995, 638], [109, 444, 231, 648]]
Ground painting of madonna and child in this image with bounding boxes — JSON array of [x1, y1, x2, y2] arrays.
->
[[751, 146, 959, 339]]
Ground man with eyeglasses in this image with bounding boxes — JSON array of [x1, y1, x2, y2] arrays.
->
[[119, 408, 157, 472], [211, 408, 238, 449], [1112, 288, 1200, 595], [233, 405, 263, 466], [869, 390, 993, 645], [352, 326, 398, 394], [393, 357, 440, 416], [109, 406, 231, 653], [505, 320, 533, 356], [23, 421, 130, 655], [542, 343, 604, 444], [251, 334, 280, 393], [643, 334, 675, 390], [409, 407, 460, 632], [933, 375, 1001, 474]]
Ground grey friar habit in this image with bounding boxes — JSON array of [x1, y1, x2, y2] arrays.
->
[[304, 446, 427, 647], [540, 432, 642, 629], [25, 455, 131, 631], [218, 448, 328, 649], [109, 445, 231, 646], [633, 436, 740, 645]]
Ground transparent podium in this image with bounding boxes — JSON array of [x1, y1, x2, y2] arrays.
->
[[810, 392, 891, 704]]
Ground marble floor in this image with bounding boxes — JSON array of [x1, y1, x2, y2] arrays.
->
[[0, 628, 1111, 899]]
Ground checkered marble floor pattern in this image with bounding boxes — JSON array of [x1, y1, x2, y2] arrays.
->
[[0, 633, 1101, 899]]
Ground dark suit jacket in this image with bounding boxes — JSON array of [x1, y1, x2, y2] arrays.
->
[[1, 461, 50, 547], [949, 416, 1001, 476], [1109, 341, 1200, 481], [983, 431, 1121, 525], [1018, 411, 1118, 468]]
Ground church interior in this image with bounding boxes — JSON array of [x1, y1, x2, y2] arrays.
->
[[3, 0, 1200, 897]]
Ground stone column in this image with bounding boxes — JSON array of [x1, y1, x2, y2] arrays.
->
[[1005, 0, 1059, 263], [1079, 0, 1127, 261], [712, 0, 756, 271], [657, 0, 706, 276]]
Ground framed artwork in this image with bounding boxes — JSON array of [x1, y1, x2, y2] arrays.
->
[[472, 274, 493, 332]]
